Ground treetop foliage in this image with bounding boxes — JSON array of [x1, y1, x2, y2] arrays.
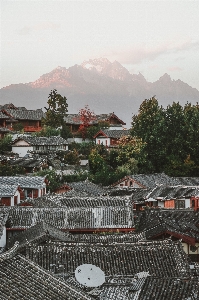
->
[[74, 105, 96, 140], [131, 97, 199, 176], [43, 89, 68, 128]]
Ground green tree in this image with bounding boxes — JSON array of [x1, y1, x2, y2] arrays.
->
[[60, 124, 73, 139], [64, 149, 80, 165], [88, 148, 107, 175], [131, 97, 166, 172], [43, 89, 68, 128], [33, 126, 60, 137], [12, 122, 24, 133], [164, 102, 186, 160], [183, 102, 199, 167], [0, 164, 25, 176], [34, 169, 61, 192], [0, 135, 12, 153]]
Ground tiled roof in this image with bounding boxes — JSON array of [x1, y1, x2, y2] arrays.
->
[[9, 156, 53, 169], [0, 184, 19, 197], [147, 185, 199, 200], [0, 176, 46, 189], [132, 189, 150, 203], [138, 277, 199, 300], [68, 181, 106, 196], [0, 249, 93, 300], [7, 197, 134, 228], [12, 135, 68, 146], [0, 111, 9, 119], [95, 129, 130, 139], [98, 275, 147, 300], [59, 196, 131, 208], [8, 221, 145, 249], [23, 239, 191, 277], [7, 222, 71, 249], [131, 173, 174, 189], [64, 113, 126, 125], [0, 103, 18, 109], [4, 108, 44, 120], [131, 173, 199, 189], [136, 210, 199, 243]]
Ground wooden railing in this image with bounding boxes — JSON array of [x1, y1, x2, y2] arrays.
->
[[23, 126, 42, 132]]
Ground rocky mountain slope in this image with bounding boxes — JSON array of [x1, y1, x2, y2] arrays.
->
[[1, 58, 199, 127]]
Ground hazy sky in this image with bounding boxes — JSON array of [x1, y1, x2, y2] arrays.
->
[[1, 0, 199, 89]]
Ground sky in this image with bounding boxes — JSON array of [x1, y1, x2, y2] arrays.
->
[[1, 0, 199, 89]]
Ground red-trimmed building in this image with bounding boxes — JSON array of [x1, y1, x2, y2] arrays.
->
[[64, 112, 126, 135], [0, 185, 21, 206], [94, 129, 131, 147], [0, 103, 44, 134]]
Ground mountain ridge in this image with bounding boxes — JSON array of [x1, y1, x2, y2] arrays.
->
[[1, 58, 199, 127]]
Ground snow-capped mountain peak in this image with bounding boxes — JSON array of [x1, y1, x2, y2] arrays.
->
[[81, 58, 131, 81]]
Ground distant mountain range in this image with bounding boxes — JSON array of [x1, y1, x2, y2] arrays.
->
[[1, 58, 199, 127]]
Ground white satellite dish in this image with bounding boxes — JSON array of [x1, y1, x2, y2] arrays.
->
[[75, 264, 105, 287]]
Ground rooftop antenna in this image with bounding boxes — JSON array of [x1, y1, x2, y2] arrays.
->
[[75, 264, 105, 287]]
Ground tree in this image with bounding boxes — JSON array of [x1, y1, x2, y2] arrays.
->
[[12, 122, 24, 133], [60, 124, 73, 139], [64, 149, 80, 165], [183, 102, 199, 167], [87, 120, 110, 140], [131, 97, 166, 173], [0, 164, 25, 176], [43, 89, 68, 128], [0, 135, 12, 153], [74, 105, 96, 140], [88, 148, 107, 175], [32, 126, 60, 137], [34, 169, 61, 192]]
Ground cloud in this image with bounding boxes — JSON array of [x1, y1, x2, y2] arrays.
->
[[18, 22, 60, 35], [108, 40, 199, 65], [168, 66, 183, 72]]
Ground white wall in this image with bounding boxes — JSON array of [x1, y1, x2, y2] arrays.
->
[[185, 199, 191, 208], [96, 137, 110, 146], [0, 227, 6, 248], [12, 146, 33, 157], [157, 201, 164, 208], [67, 138, 90, 143]]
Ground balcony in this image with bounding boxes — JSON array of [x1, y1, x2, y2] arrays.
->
[[24, 126, 42, 132]]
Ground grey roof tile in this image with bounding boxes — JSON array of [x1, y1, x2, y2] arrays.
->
[[0, 250, 93, 300]]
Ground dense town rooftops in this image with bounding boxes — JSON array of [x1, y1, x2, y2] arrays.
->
[[0, 247, 93, 300], [0, 111, 9, 119], [64, 112, 126, 125], [68, 181, 106, 196], [6, 198, 134, 229], [12, 135, 68, 146], [138, 277, 199, 300], [1, 108, 44, 120], [0, 184, 19, 197], [23, 239, 191, 277], [0, 176, 46, 189], [147, 185, 199, 200], [7, 221, 145, 250], [136, 210, 199, 244], [112, 173, 199, 190], [132, 173, 199, 189], [94, 129, 130, 139]]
